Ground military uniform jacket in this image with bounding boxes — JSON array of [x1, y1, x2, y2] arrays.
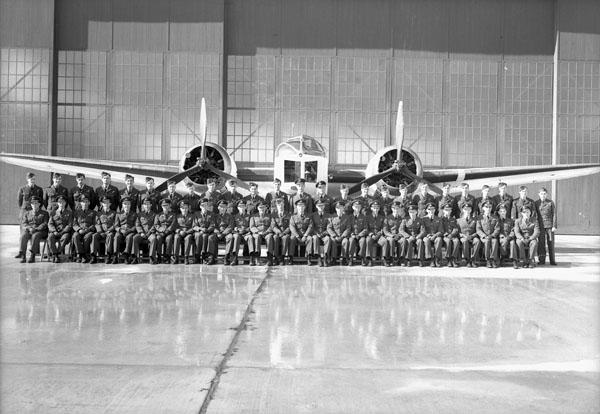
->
[[22, 209, 49, 232], [367, 214, 385, 237], [436, 195, 458, 218], [413, 193, 436, 217], [96, 210, 117, 233], [193, 211, 216, 233], [220, 191, 244, 213], [232, 214, 251, 234], [17, 184, 44, 210], [69, 184, 96, 210], [243, 195, 265, 216], [392, 196, 411, 219], [120, 187, 141, 212], [494, 193, 513, 217], [290, 214, 314, 238], [269, 212, 291, 235], [332, 197, 353, 216], [511, 197, 538, 220], [214, 213, 234, 235], [400, 217, 426, 239], [289, 193, 314, 215], [476, 196, 496, 216], [327, 215, 350, 238], [312, 212, 330, 236], [457, 216, 478, 239], [476, 214, 500, 238], [457, 195, 477, 213], [265, 191, 289, 214], [313, 195, 334, 214], [115, 211, 137, 235], [48, 209, 73, 234], [140, 190, 162, 213], [171, 213, 195, 235], [347, 214, 369, 237], [201, 190, 222, 213], [95, 185, 120, 211], [135, 211, 156, 235], [250, 214, 273, 234], [377, 195, 395, 217], [181, 193, 201, 213], [439, 216, 459, 238], [43, 185, 69, 209], [73, 209, 97, 233], [497, 217, 515, 239], [383, 214, 404, 237], [422, 216, 442, 237], [353, 195, 374, 213], [154, 212, 176, 234], [514, 218, 539, 240], [535, 199, 556, 229], [162, 191, 183, 214]]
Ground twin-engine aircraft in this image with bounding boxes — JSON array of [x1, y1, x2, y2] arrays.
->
[[1, 99, 599, 196]]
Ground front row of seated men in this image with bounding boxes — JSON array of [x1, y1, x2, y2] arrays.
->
[[18, 190, 543, 269]]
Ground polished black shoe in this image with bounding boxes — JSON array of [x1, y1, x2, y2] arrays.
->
[[267, 256, 273, 266], [250, 255, 257, 266], [419, 260, 425, 267], [472, 261, 478, 268], [55, 255, 61, 263], [130, 257, 139, 265], [307, 257, 314, 266], [111, 255, 119, 264], [529, 261, 536, 268], [492, 260, 499, 268], [20, 255, 27, 263], [513, 260, 519, 269], [550, 261, 557, 266], [15, 252, 24, 259], [317, 257, 323, 267], [466, 261, 472, 268], [90, 255, 98, 264], [27, 254, 35, 263], [361, 258, 367, 266], [486, 260, 493, 268], [231, 256, 238, 266], [367, 258, 373, 267]]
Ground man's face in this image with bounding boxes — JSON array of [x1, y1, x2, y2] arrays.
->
[[102, 202, 111, 211], [273, 181, 281, 191], [482, 188, 489, 198], [162, 205, 170, 213], [371, 205, 380, 215], [352, 203, 361, 214], [381, 189, 389, 198], [250, 186, 258, 196], [122, 203, 131, 213], [102, 176, 110, 186], [316, 204, 325, 213], [229, 183, 237, 193], [400, 188, 407, 198], [187, 186, 194, 195], [463, 207, 471, 216], [520, 189, 527, 199], [125, 178, 134, 187], [27, 177, 35, 186], [442, 187, 449, 196], [142, 203, 151, 213], [76, 177, 85, 186], [392, 206, 400, 216], [80, 201, 89, 210], [336, 206, 344, 217], [218, 205, 227, 214], [361, 187, 368, 197], [420, 185, 428, 195], [207, 182, 216, 192], [31, 201, 40, 211], [409, 210, 417, 219], [146, 180, 155, 191], [297, 204, 306, 215], [499, 186, 506, 195], [498, 209, 507, 218], [461, 186, 469, 196], [57, 200, 67, 210], [427, 207, 435, 217], [539, 191, 547, 201], [522, 209, 531, 220], [258, 206, 267, 215], [483, 205, 491, 215], [237, 206, 246, 215], [340, 188, 348, 198], [181, 205, 189, 215], [53, 176, 62, 186], [168, 184, 176, 193], [297, 182, 305, 192], [443, 208, 451, 217], [316, 186, 324, 196]]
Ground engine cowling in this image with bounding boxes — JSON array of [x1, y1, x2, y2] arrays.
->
[[365, 146, 423, 188], [179, 143, 237, 185]]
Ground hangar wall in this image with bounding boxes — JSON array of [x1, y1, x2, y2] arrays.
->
[[0, 0, 598, 232]]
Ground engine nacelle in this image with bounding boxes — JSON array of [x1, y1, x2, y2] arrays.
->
[[365, 146, 423, 188], [179, 143, 237, 185]]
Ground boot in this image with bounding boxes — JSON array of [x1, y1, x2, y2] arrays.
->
[[267, 254, 273, 267], [250, 254, 257, 266], [207, 254, 216, 265], [307, 256, 314, 266], [486, 260, 492, 268], [324, 256, 330, 267], [130, 256, 139, 265], [231, 255, 238, 266], [419, 260, 424, 267], [361, 257, 367, 266], [492, 260, 499, 268], [90, 254, 98, 264], [55, 255, 61, 264], [111, 255, 119, 264], [27, 254, 35, 263], [15, 251, 24, 259], [367, 257, 373, 267], [513, 260, 519, 269], [104, 254, 111, 264], [472, 260, 478, 268]]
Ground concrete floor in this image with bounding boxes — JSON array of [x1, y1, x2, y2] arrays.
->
[[0, 225, 598, 413]]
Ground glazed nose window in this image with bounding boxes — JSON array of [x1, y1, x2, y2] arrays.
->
[[284, 160, 301, 183], [304, 161, 317, 182]]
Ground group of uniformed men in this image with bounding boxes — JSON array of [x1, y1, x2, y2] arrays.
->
[[16, 171, 557, 269]]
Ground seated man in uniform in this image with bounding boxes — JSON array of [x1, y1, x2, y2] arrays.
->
[[514, 205, 540, 268], [114, 197, 138, 264], [47, 195, 73, 263], [193, 199, 217, 264], [150, 199, 176, 264], [327, 201, 351, 266], [92, 197, 117, 264], [72, 197, 96, 263], [439, 203, 460, 267], [229, 200, 253, 265], [365, 200, 385, 266], [250, 202, 274, 266], [311, 198, 331, 267], [18, 196, 49, 263], [496, 204, 517, 268], [289, 199, 314, 265], [333, 184, 353, 216], [269, 198, 291, 265], [132, 198, 156, 264], [382, 202, 405, 266], [422, 203, 442, 267], [457, 204, 480, 267], [399, 204, 425, 267], [476, 201, 500, 268], [213, 200, 234, 264], [171, 200, 195, 264], [346, 199, 369, 266]]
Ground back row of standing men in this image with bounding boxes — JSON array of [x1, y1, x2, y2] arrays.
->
[[16, 171, 557, 266]]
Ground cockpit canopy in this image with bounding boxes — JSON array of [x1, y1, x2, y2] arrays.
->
[[274, 135, 328, 187]]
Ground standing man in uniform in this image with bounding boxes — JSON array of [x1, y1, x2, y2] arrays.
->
[[181, 181, 201, 213], [18, 196, 49, 263], [353, 183, 375, 215], [312, 181, 334, 215], [436, 183, 458, 219], [457, 183, 476, 214], [475, 185, 496, 217], [95, 172, 120, 211], [140, 177, 162, 213], [289, 199, 314, 265], [200, 178, 221, 213], [17, 172, 44, 224], [269, 198, 291, 266], [289, 178, 314, 215], [264, 178, 289, 214], [69, 173, 96, 211], [311, 199, 331, 267], [512, 186, 537, 221], [494, 182, 513, 219], [333, 184, 353, 216], [162, 180, 183, 214], [243, 182, 264, 216], [120, 174, 141, 213], [43, 173, 69, 212], [220, 179, 244, 215], [535, 187, 557, 265], [413, 183, 436, 218], [47, 195, 73, 263], [393, 183, 411, 219]]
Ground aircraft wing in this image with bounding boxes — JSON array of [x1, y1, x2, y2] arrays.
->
[[423, 163, 600, 192], [0, 153, 178, 185]]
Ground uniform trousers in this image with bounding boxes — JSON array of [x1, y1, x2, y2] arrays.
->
[[272, 234, 290, 258], [539, 228, 555, 264], [479, 236, 499, 261], [92, 232, 115, 255], [516, 238, 538, 261], [253, 233, 274, 256], [194, 232, 216, 257], [73, 231, 94, 255], [48, 232, 71, 255], [289, 235, 313, 257], [20, 230, 47, 255], [346, 235, 367, 257], [311, 234, 330, 256], [115, 232, 135, 255], [460, 236, 481, 260], [174, 233, 194, 257], [148, 233, 173, 257], [498, 236, 517, 260]]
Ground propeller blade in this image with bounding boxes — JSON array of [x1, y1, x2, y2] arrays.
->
[[155, 164, 205, 192], [205, 164, 250, 191], [395, 101, 404, 162], [348, 166, 396, 195], [401, 167, 443, 195], [200, 98, 207, 162]]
